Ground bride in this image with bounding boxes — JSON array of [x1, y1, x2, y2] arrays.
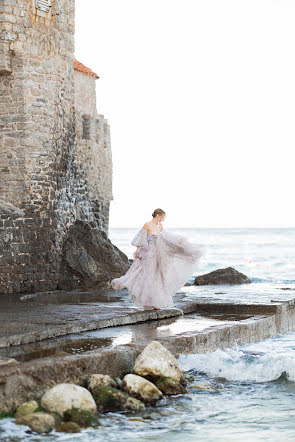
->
[[111, 208, 205, 310]]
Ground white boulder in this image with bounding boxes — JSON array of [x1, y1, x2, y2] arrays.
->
[[41, 383, 97, 414], [87, 374, 117, 392], [133, 341, 185, 383], [122, 374, 163, 404]]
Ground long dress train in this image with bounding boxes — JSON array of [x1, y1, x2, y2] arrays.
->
[[110, 227, 205, 309]]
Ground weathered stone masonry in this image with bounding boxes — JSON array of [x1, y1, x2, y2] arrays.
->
[[0, 0, 122, 295]]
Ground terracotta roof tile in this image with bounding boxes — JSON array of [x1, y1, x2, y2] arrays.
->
[[74, 59, 99, 79]]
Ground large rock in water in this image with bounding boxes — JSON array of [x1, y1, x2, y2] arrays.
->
[[58, 220, 130, 290], [122, 374, 163, 405], [15, 412, 55, 434], [153, 376, 187, 395], [133, 341, 186, 385], [92, 385, 145, 413], [56, 422, 81, 433], [63, 408, 100, 428], [41, 383, 97, 414], [193, 267, 251, 285]]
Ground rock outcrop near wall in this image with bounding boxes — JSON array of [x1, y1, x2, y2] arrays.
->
[[0, 0, 127, 294], [58, 220, 129, 290]]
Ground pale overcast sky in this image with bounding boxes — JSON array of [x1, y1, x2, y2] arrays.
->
[[75, 0, 295, 228]]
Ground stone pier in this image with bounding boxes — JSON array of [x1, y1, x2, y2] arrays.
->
[[0, 287, 295, 411]]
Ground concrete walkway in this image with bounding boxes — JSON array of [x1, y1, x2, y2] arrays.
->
[[1, 285, 295, 410], [0, 289, 183, 348], [1, 285, 295, 348]]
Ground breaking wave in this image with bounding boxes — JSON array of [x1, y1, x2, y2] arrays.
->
[[178, 332, 295, 383]]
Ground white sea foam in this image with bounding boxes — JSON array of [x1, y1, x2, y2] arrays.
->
[[178, 332, 295, 383]]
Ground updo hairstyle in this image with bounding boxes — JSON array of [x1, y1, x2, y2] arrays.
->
[[152, 208, 166, 218]]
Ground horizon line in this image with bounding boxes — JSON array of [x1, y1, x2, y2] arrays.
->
[[109, 226, 295, 229]]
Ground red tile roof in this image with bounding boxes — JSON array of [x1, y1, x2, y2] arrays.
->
[[74, 59, 99, 79]]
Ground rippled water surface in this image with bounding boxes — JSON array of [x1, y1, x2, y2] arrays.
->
[[110, 227, 295, 282], [110, 227, 295, 300]]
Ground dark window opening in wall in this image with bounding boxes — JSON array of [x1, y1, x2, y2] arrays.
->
[[103, 123, 108, 148], [95, 119, 100, 144], [82, 114, 91, 140], [35, 0, 51, 12]]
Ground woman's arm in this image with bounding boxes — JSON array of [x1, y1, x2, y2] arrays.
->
[[132, 224, 149, 259], [131, 225, 148, 247]]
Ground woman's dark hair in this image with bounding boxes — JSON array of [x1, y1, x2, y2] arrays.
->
[[152, 208, 166, 218]]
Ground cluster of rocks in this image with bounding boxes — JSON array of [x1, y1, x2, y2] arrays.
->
[[8, 341, 194, 435]]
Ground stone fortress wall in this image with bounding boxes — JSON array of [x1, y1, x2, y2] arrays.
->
[[74, 64, 113, 233], [0, 0, 115, 295]]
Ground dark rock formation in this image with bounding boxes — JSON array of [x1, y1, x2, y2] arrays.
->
[[58, 220, 130, 290], [153, 376, 187, 395], [92, 385, 145, 412], [192, 267, 251, 285], [56, 422, 81, 433], [63, 408, 100, 428]]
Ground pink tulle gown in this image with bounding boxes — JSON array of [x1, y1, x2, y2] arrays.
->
[[110, 227, 205, 309]]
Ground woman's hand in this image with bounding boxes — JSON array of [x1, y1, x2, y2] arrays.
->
[[135, 251, 140, 259]]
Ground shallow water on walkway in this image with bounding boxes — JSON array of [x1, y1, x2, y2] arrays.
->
[[1, 332, 295, 441], [0, 313, 249, 362], [20, 290, 125, 304]]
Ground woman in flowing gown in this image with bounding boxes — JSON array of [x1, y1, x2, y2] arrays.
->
[[110, 208, 205, 310]]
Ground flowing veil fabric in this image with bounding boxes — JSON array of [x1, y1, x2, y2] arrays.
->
[[111, 227, 205, 308], [156, 230, 205, 299]]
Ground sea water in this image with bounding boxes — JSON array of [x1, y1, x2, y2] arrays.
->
[[2, 332, 295, 441], [1, 228, 295, 441], [110, 227, 295, 298], [109, 227, 295, 286]]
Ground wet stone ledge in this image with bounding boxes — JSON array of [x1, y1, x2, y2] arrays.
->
[[1, 295, 295, 411]]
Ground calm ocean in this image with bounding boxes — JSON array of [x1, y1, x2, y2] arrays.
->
[[109, 227, 295, 286]]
